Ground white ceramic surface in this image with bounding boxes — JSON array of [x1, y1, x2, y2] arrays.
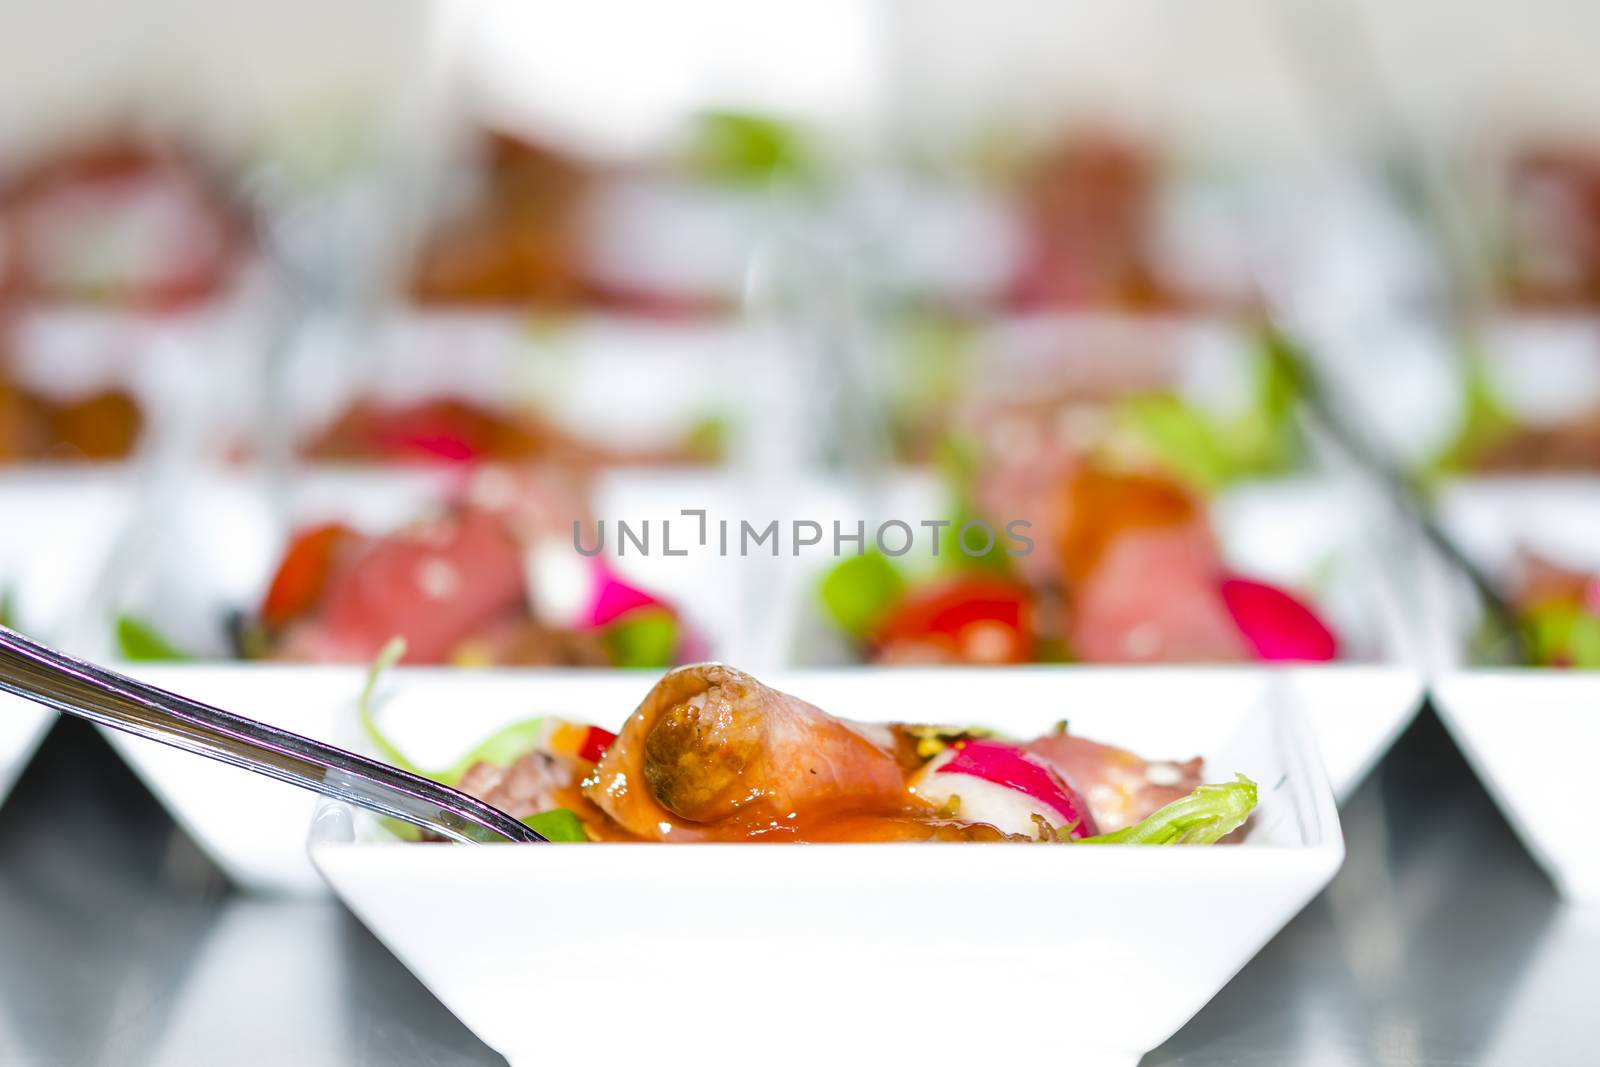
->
[[310, 667, 1343, 1067]]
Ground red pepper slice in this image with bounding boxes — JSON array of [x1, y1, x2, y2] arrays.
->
[[578, 725, 617, 764]]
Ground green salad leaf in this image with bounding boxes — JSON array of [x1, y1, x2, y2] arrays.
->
[[683, 414, 729, 463], [1078, 774, 1258, 844], [818, 550, 906, 639], [601, 607, 679, 669], [115, 614, 190, 661], [522, 808, 589, 842], [683, 110, 816, 185], [1428, 352, 1518, 477], [1523, 603, 1600, 669], [437, 719, 552, 787], [1117, 336, 1299, 492]]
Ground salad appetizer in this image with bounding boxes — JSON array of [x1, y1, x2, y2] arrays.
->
[[1503, 551, 1600, 668], [118, 470, 691, 669], [369, 661, 1259, 844], [821, 462, 1337, 666]]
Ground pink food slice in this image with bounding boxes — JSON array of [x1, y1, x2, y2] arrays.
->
[[937, 739, 1099, 838], [1219, 575, 1338, 662]]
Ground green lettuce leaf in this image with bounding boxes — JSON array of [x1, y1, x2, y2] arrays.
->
[[1117, 339, 1299, 492], [601, 607, 679, 669], [1522, 603, 1600, 669], [1428, 352, 1518, 477], [683, 414, 729, 462], [115, 614, 190, 662], [818, 550, 906, 638], [683, 110, 816, 185], [522, 808, 589, 842], [1078, 774, 1258, 844]]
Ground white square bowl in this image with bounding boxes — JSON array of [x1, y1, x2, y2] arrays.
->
[[1423, 477, 1600, 901], [309, 667, 1343, 1067]]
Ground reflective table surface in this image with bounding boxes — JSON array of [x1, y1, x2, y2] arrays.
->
[[2, 710, 1597, 1066]]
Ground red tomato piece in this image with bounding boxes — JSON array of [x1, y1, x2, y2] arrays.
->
[[260, 523, 359, 627], [872, 575, 1033, 664]]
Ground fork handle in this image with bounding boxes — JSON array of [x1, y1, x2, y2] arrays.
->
[[0, 626, 544, 844]]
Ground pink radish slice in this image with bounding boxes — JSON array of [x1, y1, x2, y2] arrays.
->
[[1219, 575, 1338, 662], [587, 560, 667, 627], [936, 740, 1098, 838]]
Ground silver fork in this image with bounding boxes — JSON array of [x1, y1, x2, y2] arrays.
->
[[0, 626, 544, 844]]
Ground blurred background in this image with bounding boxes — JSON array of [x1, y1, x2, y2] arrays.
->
[[2, 0, 1599, 675], [9, 6, 1600, 1062], [5, 5, 1600, 1064]]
